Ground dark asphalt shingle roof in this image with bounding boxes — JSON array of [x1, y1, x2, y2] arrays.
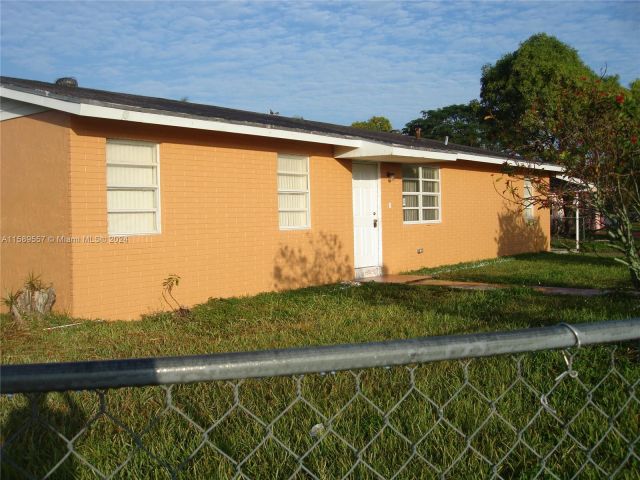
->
[[1, 76, 513, 160]]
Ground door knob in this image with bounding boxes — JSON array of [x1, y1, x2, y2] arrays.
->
[[373, 219, 378, 228]]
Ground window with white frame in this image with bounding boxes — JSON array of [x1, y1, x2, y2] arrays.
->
[[524, 178, 535, 220], [106, 140, 160, 235], [402, 165, 441, 223], [277, 154, 310, 229]]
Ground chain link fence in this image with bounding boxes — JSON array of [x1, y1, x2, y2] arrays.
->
[[1, 319, 639, 479]]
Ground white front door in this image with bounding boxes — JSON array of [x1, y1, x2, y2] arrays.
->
[[352, 163, 381, 278]]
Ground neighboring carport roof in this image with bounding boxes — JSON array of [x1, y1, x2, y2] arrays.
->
[[0, 75, 561, 170]]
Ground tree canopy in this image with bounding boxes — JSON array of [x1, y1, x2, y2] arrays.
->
[[398, 33, 640, 286], [351, 116, 393, 132], [403, 101, 491, 147], [516, 75, 638, 286], [480, 33, 597, 150], [481, 35, 640, 288]]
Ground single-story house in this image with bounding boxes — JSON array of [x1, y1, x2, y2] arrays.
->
[[0, 76, 561, 320]]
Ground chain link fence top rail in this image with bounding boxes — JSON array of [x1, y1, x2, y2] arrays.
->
[[1, 319, 639, 479]]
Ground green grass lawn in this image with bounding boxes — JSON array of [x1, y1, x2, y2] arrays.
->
[[410, 251, 634, 290], [2, 254, 639, 478], [551, 238, 640, 254], [1, 282, 639, 364]]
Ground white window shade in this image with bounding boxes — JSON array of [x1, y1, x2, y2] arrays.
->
[[106, 140, 160, 235], [107, 190, 156, 210], [524, 178, 535, 220], [278, 155, 308, 173], [107, 165, 156, 186], [106, 142, 156, 164], [277, 154, 310, 229], [277, 174, 308, 191], [279, 211, 308, 228], [278, 193, 307, 210], [402, 165, 441, 223]]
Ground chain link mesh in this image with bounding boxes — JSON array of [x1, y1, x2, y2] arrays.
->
[[1, 343, 638, 479]]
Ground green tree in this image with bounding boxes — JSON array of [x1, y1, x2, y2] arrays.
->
[[403, 100, 491, 147], [480, 33, 596, 150], [483, 34, 640, 287], [351, 116, 393, 132], [501, 75, 640, 288], [629, 78, 640, 99]]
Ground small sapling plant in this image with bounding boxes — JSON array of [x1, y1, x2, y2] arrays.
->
[[162, 274, 191, 318]]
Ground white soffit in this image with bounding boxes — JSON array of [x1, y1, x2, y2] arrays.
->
[[457, 153, 564, 172], [338, 148, 563, 171], [556, 175, 595, 189], [334, 144, 457, 162], [0, 97, 49, 121]]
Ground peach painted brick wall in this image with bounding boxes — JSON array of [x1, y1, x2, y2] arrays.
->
[[380, 161, 550, 274], [2, 112, 549, 321], [0, 111, 74, 312], [67, 117, 354, 320]]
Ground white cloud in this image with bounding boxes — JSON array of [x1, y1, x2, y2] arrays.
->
[[1, 0, 638, 128]]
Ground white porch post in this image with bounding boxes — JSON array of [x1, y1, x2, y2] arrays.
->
[[575, 199, 580, 251]]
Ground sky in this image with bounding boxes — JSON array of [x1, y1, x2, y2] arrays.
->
[[1, 1, 639, 129]]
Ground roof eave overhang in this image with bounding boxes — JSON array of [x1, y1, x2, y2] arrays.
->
[[556, 174, 596, 190], [457, 153, 564, 172], [0, 86, 362, 148], [334, 144, 457, 163], [0, 86, 564, 173], [336, 147, 564, 172]]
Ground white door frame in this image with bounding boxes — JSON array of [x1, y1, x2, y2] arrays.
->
[[352, 161, 383, 278]]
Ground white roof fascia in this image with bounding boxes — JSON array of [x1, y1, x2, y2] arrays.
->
[[0, 87, 566, 173], [557, 174, 581, 183], [457, 153, 564, 172], [0, 87, 362, 148], [556, 174, 595, 190]]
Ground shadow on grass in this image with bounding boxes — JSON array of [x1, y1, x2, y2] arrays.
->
[[347, 283, 639, 336], [1, 393, 87, 478], [511, 251, 622, 268]]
